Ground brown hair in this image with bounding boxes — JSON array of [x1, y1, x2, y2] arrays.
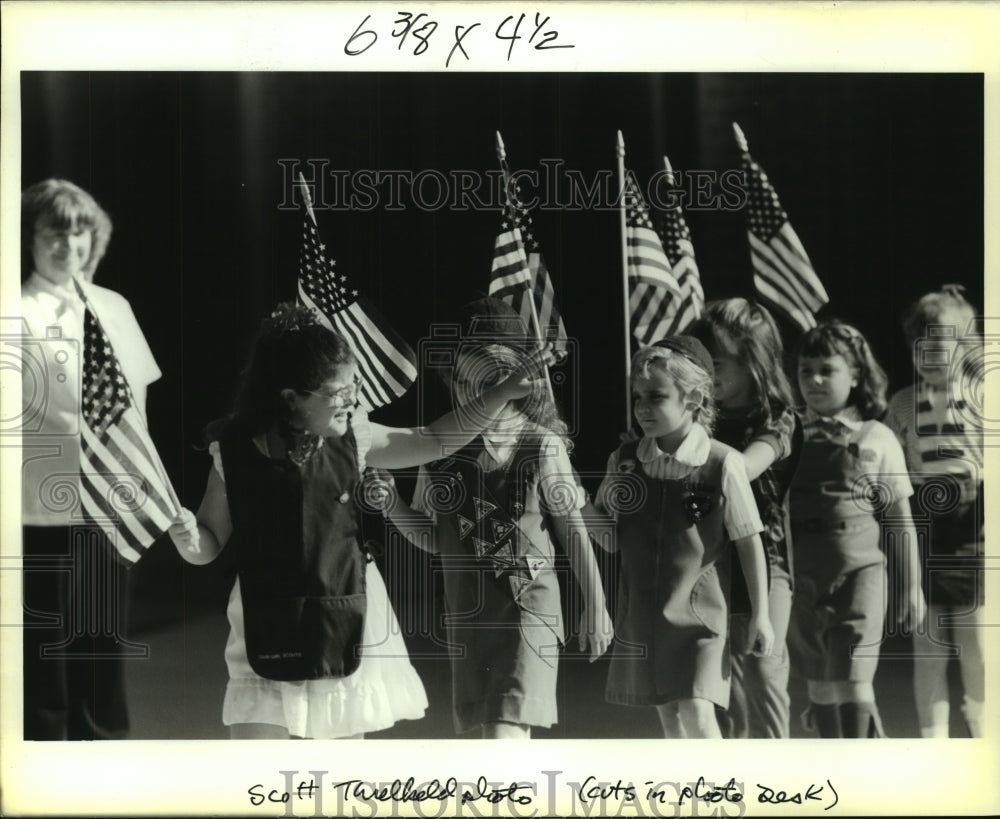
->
[[21, 179, 113, 282]]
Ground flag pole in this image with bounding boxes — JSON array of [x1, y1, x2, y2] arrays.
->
[[732, 121, 749, 155], [495, 130, 555, 404], [616, 130, 631, 431], [663, 154, 675, 186], [297, 171, 318, 226]]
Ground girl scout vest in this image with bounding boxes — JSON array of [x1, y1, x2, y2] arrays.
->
[[220, 424, 366, 681], [428, 434, 552, 600], [615, 437, 732, 639], [789, 421, 885, 579]]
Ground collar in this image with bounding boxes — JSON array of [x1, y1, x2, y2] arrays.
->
[[636, 422, 710, 469], [24, 271, 87, 304], [802, 405, 864, 432], [482, 415, 529, 459]]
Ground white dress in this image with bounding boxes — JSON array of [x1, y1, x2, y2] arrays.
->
[[209, 414, 428, 738]]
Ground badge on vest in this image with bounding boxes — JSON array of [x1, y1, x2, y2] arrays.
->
[[681, 476, 715, 525], [464, 494, 520, 577]]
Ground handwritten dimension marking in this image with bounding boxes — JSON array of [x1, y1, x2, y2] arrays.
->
[[344, 10, 574, 67]]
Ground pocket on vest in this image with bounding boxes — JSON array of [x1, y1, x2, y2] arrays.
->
[[242, 592, 366, 681], [688, 565, 727, 636]]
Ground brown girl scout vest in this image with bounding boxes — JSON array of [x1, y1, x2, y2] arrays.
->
[[219, 424, 367, 681]]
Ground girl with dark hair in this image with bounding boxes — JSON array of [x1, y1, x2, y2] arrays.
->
[[688, 298, 802, 739], [381, 297, 613, 739], [789, 320, 925, 738], [168, 302, 552, 739]]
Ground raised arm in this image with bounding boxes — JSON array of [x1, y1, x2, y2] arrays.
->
[[740, 409, 796, 481], [366, 344, 556, 469], [741, 440, 779, 482]]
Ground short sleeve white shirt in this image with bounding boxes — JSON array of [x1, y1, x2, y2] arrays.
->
[[20, 273, 162, 525]]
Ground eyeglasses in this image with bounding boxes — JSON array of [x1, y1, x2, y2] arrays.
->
[[302, 375, 361, 410]]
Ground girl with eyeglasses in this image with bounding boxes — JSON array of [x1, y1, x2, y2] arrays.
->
[[167, 302, 553, 739]]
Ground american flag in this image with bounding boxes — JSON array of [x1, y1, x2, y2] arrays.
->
[[77, 290, 180, 565], [488, 189, 568, 350], [624, 173, 683, 347], [736, 123, 829, 332], [297, 215, 418, 412], [656, 156, 704, 335]]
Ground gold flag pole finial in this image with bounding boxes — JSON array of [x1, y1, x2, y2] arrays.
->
[[297, 171, 318, 226], [732, 122, 750, 154]]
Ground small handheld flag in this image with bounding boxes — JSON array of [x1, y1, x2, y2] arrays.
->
[[622, 171, 683, 347], [734, 122, 829, 332], [657, 154, 704, 335], [296, 174, 418, 412], [487, 175, 568, 351], [77, 285, 180, 565]]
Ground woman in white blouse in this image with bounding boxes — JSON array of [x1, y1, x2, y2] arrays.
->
[[20, 179, 161, 740]]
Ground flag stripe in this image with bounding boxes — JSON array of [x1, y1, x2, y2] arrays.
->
[[323, 304, 395, 408], [743, 152, 828, 330], [622, 170, 697, 347], [102, 416, 178, 522], [311, 311, 392, 409], [336, 319, 400, 409], [753, 269, 814, 323], [635, 285, 667, 336], [751, 258, 815, 319], [750, 243, 823, 316], [345, 301, 418, 392], [81, 425, 175, 535], [773, 226, 828, 303], [760, 227, 828, 307], [79, 471, 156, 556], [667, 295, 698, 336], [297, 216, 417, 409], [77, 294, 178, 564], [630, 283, 672, 346], [78, 486, 145, 564], [752, 244, 822, 315], [490, 174, 568, 352], [754, 275, 817, 331], [79, 433, 166, 553], [528, 253, 567, 347]]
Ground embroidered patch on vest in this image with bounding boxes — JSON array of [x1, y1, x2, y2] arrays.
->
[[681, 477, 715, 524], [473, 497, 498, 521], [491, 519, 516, 542], [457, 514, 475, 539]]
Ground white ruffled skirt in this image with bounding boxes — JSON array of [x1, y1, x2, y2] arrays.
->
[[223, 563, 428, 738]]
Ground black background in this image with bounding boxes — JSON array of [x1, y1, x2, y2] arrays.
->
[[21, 71, 984, 627]]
